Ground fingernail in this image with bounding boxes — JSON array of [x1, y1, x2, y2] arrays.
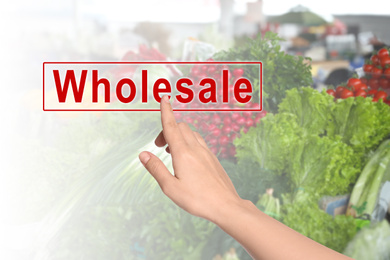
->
[[163, 95, 170, 103], [139, 152, 151, 166]]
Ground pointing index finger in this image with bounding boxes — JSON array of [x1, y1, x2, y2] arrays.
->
[[160, 95, 184, 148]]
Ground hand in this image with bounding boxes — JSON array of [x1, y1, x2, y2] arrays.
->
[[138, 95, 243, 222], [139, 96, 354, 260]]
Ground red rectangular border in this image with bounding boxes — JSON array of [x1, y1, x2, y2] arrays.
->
[[43, 61, 262, 112]]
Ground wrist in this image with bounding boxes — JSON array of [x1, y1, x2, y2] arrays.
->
[[209, 197, 256, 227]]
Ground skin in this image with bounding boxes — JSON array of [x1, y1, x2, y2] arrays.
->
[[139, 95, 353, 260]]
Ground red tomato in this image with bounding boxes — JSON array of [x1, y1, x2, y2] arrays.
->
[[375, 91, 388, 100], [368, 78, 380, 89], [326, 89, 336, 97], [360, 84, 368, 91], [385, 99, 390, 106], [354, 89, 367, 97], [379, 78, 390, 89], [360, 77, 368, 85], [384, 67, 390, 80], [372, 97, 379, 102], [354, 83, 368, 92], [335, 86, 346, 98], [363, 64, 373, 73], [347, 78, 362, 87], [380, 56, 390, 68], [341, 89, 354, 99], [371, 54, 380, 65], [336, 86, 346, 98], [371, 67, 383, 78], [367, 89, 378, 96], [378, 48, 389, 59]]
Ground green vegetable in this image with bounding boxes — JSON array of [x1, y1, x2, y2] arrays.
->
[[234, 113, 303, 175], [235, 88, 390, 199], [236, 121, 357, 197], [280, 89, 390, 159], [234, 87, 390, 255], [282, 197, 357, 253], [365, 154, 390, 214], [327, 97, 390, 157], [213, 32, 313, 112], [343, 220, 390, 260], [347, 139, 390, 217], [278, 87, 333, 136]]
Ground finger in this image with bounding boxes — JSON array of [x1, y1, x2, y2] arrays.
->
[[155, 131, 166, 147], [165, 146, 171, 154], [160, 95, 185, 148], [155, 123, 198, 148], [193, 132, 208, 148], [139, 151, 176, 193], [177, 122, 198, 145]]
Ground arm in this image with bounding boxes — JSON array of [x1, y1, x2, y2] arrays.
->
[[138, 95, 353, 260]]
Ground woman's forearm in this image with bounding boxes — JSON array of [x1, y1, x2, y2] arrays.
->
[[214, 198, 353, 260]]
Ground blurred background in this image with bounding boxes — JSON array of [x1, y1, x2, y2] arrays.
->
[[1, 0, 389, 259]]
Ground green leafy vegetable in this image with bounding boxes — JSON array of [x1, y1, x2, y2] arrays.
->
[[235, 87, 390, 199], [213, 32, 313, 112], [343, 220, 390, 260], [327, 97, 390, 156], [347, 139, 390, 217], [235, 113, 303, 175], [278, 87, 333, 136], [287, 135, 357, 196], [282, 197, 357, 253], [235, 87, 390, 255]]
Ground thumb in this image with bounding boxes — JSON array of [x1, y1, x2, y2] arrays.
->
[[139, 151, 175, 190]]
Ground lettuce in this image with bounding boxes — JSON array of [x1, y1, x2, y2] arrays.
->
[[278, 87, 334, 136], [343, 220, 390, 259], [287, 135, 357, 196], [235, 113, 303, 175], [328, 97, 390, 156], [282, 198, 357, 253], [235, 117, 357, 197], [235, 88, 390, 198]]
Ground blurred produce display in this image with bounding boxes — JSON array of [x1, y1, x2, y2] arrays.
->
[[26, 37, 390, 260]]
